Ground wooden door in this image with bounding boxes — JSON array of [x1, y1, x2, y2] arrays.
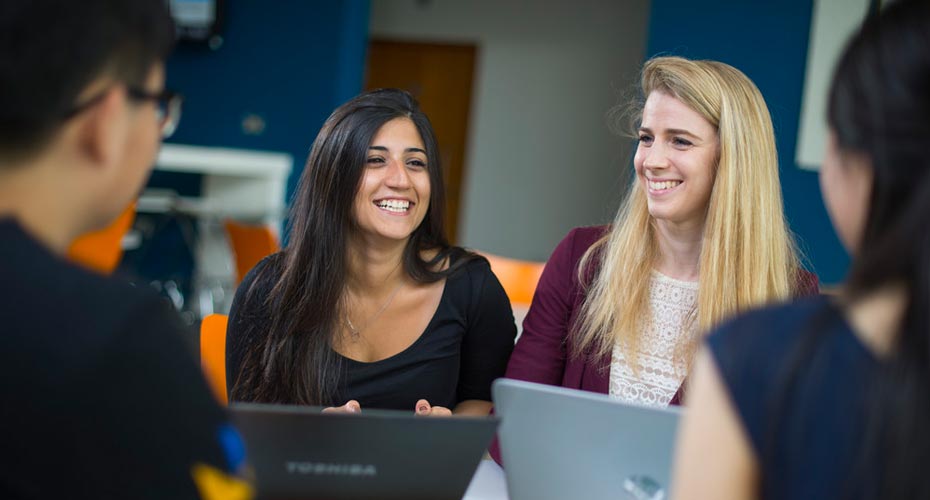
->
[[365, 39, 477, 243]]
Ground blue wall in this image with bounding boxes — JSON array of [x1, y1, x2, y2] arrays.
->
[[163, 0, 371, 201], [645, 0, 849, 285]]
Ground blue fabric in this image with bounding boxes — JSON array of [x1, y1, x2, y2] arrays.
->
[[707, 296, 880, 499], [218, 423, 248, 472]]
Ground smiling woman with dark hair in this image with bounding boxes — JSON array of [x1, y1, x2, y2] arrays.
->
[[226, 88, 516, 416]]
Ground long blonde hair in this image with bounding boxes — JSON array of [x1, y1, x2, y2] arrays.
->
[[573, 56, 800, 370]]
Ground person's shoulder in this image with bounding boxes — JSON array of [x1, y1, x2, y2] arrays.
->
[[702, 296, 836, 459], [566, 224, 611, 241], [3, 252, 180, 377], [444, 247, 511, 300], [241, 251, 285, 288], [711, 295, 830, 341], [33, 251, 163, 323], [445, 247, 492, 282], [228, 251, 285, 329], [543, 225, 609, 282], [0, 218, 153, 307], [68, 272, 178, 345], [707, 295, 833, 373], [561, 225, 610, 255], [452, 246, 487, 266]]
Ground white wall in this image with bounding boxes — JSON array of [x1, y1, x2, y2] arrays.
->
[[796, 0, 871, 170], [370, 0, 650, 261]]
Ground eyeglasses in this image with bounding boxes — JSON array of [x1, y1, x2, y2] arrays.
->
[[127, 87, 183, 139], [63, 86, 183, 139]]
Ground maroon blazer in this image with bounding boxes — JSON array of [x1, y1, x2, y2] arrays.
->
[[502, 226, 614, 398], [490, 225, 819, 464]]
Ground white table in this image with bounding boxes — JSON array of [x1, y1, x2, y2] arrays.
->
[[463, 460, 509, 500], [139, 144, 293, 316]]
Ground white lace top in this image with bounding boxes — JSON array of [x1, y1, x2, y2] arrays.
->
[[608, 271, 698, 407]]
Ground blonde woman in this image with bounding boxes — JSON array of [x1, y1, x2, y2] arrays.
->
[[496, 56, 817, 431]]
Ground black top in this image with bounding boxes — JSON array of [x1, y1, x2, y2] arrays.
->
[[0, 218, 244, 500], [226, 250, 517, 410], [707, 295, 880, 500]]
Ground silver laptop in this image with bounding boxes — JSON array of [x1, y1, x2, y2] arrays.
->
[[492, 378, 682, 500], [231, 403, 498, 500]]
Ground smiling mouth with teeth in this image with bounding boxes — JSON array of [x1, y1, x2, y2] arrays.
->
[[648, 180, 683, 191], [375, 199, 412, 213]]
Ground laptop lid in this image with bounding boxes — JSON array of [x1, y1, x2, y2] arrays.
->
[[492, 378, 682, 500], [230, 403, 498, 500]]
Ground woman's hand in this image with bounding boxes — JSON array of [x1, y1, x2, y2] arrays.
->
[[414, 399, 452, 417], [323, 400, 362, 414]]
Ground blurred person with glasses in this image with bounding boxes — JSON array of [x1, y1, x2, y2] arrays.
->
[[0, 1, 252, 499], [64, 86, 183, 139]]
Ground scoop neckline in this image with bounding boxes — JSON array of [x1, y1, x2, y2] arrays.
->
[[652, 269, 699, 288], [334, 249, 470, 366]]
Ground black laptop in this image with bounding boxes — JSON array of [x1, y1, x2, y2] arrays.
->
[[230, 403, 498, 500]]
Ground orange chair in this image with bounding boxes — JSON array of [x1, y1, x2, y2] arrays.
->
[[200, 313, 229, 405], [67, 202, 136, 274], [224, 219, 279, 285], [480, 253, 546, 306]]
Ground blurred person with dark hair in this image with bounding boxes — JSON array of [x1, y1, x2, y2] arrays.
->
[[0, 1, 251, 499], [226, 88, 516, 416], [672, 1, 930, 498]]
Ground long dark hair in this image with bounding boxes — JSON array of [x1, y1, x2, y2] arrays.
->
[[768, 1, 930, 498], [231, 88, 473, 405], [0, 0, 174, 159], [830, 1, 930, 497]]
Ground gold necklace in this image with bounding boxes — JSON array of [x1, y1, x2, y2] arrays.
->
[[344, 280, 404, 338]]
